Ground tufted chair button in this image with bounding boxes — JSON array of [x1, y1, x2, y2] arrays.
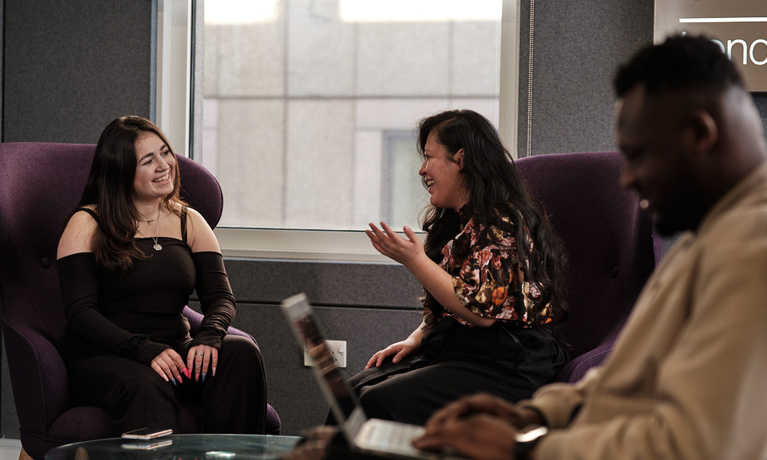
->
[[40, 257, 52, 269], [610, 265, 619, 278]]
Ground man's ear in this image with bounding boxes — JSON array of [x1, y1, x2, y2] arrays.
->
[[688, 110, 718, 153], [455, 149, 465, 170]]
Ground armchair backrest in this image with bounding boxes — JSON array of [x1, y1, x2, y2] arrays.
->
[[0, 143, 95, 343], [515, 152, 660, 370]]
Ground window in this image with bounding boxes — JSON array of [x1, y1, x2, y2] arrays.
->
[[384, 131, 429, 227], [157, 0, 520, 260]]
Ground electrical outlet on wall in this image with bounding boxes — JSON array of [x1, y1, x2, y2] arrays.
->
[[305, 340, 347, 368]]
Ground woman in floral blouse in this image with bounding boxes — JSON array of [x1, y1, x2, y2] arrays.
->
[[349, 109, 569, 425]]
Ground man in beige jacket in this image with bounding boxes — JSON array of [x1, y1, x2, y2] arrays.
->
[[413, 35, 767, 460]]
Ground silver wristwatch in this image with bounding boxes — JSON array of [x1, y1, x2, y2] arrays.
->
[[515, 426, 548, 460]]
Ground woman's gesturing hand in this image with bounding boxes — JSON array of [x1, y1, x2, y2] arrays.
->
[[187, 344, 219, 382], [366, 222, 425, 268], [150, 348, 188, 386]]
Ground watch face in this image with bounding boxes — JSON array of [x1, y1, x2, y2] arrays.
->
[[516, 426, 548, 443]]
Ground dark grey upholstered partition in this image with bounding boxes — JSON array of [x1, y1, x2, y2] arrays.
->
[[2, 0, 153, 143], [516, 0, 654, 157]]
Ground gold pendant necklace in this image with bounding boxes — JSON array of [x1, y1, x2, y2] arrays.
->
[[152, 205, 162, 251], [138, 205, 163, 251]]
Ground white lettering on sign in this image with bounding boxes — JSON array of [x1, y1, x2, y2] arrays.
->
[[708, 38, 767, 66], [679, 19, 767, 66]]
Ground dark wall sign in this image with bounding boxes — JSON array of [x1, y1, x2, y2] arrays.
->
[[655, 1, 767, 91]]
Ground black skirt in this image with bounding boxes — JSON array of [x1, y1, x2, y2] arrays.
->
[[345, 317, 568, 425]]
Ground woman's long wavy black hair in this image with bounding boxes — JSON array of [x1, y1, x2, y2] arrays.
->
[[418, 110, 568, 335], [74, 116, 186, 275]]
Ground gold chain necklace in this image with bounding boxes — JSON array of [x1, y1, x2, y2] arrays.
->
[[137, 205, 163, 251]]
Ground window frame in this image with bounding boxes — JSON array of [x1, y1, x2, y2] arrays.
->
[[156, 0, 521, 263]]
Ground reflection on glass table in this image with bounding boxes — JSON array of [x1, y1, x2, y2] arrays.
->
[[45, 434, 302, 460]]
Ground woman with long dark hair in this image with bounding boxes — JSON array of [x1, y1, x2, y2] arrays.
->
[[352, 109, 569, 425], [56, 116, 267, 433]]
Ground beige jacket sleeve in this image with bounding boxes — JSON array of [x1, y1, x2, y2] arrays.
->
[[517, 367, 602, 428], [529, 243, 767, 460]]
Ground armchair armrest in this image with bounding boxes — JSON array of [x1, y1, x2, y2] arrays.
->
[[3, 322, 71, 435], [182, 306, 258, 346]]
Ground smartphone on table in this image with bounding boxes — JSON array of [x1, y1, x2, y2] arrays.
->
[[122, 439, 173, 450], [121, 427, 173, 440]]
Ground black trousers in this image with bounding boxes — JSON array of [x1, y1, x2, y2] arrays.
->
[[345, 319, 567, 426], [65, 335, 267, 434]]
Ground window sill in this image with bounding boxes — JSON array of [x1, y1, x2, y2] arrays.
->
[[214, 227, 422, 263]]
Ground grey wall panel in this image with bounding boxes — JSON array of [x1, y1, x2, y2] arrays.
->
[[3, 0, 153, 143], [754, 97, 767, 122], [527, 0, 654, 156], [225, 259, 423, 308]]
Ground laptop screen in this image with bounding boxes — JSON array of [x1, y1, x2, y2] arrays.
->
[[282, 293, 360, 425]]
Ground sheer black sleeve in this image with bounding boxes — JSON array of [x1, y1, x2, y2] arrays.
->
[[57, 253, 169, 365], [190, 252, 236, 349]]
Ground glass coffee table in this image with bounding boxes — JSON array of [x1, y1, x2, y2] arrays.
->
[[45, 434, 302, 460]]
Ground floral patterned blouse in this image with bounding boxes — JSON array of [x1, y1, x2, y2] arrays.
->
[[435, 208, 554, 327]]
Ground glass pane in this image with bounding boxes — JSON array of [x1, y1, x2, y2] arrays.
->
[[201, 0, 502, 230]]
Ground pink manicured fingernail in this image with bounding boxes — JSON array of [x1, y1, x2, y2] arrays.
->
[[183, 368, 191, 379], [195, 373, 200, 382], [212, 367, 217, 377]]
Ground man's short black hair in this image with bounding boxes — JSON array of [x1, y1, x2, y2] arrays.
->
[[614, 35, 744, 98]]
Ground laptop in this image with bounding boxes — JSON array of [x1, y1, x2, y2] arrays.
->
[[281, 293, 461, 460]]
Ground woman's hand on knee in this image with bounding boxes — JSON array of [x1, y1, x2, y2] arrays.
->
[[365, 339, 418, 369], [187, 345, 218, 382], [150, 348, 187, 386]]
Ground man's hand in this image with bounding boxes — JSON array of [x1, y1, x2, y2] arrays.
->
[[281, 426, 338, 460], [281, 441, 328, 460], [425, 393, 543, 433], [413, 413, 518, 460]]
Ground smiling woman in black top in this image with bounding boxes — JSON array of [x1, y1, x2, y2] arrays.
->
[[56, 116, 267, 434]]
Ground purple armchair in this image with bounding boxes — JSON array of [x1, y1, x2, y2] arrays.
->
[[515, 151, 661, 383], [0, 142, 280, 460]]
